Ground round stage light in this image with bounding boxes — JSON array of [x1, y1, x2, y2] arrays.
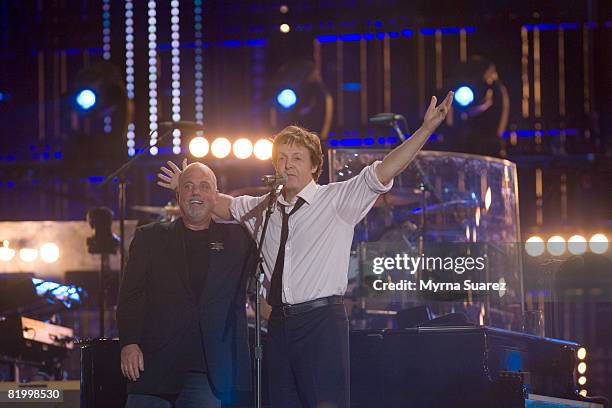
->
[[577, 347, 587, 360], [578, 376, 587, 386], [211, 137, 231, 159], [233, 138, 253, 159], [546, 235, 566, 256], [276, 88, 297, 109], [19, 248, 38, 263], [579, 390, 587, 397], [76, 88, 97, 110], [254, 139, 273, 160], [525, 236, 545, 257], [588, 233, 608, 254], [454, 85, 475, 107], [40, 242, 60, 264], [189, 136, 209, 158], [280, 23, 291, 33], [577, 362, 587, 374], [568, 235, 587, 255], [0, 240, 15, 262]]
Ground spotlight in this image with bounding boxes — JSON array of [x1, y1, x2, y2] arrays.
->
[[276, 88, 297, 109], [577, 362, 587, 374], [279, 5, 289, 13], [568, 235, 587, 255], [40, 242, 60, 263], [525, 236, 545, 257], [578, 376, 587, 386], [589, 233, 609, 254], [546, 235, 566, 256], [0, 240, 15, 261], [189, 136, 209, 158], [19, 248, 38, 263], [211, 137, 231, 159], [254, 139, 273, 160], [75, 88, 97, 110], [233, 138, 253, 159], [454, 85, 475, 107], [577, 347, 587, 360], [579, 390, 587, 397], [280, 23, 291, 33]]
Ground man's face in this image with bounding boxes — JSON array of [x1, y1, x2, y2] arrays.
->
[[274, 143, 317, 193], [176, 166, 218, 224]]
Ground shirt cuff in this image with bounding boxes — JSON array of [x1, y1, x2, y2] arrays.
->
[[365, 161, 394, 194]]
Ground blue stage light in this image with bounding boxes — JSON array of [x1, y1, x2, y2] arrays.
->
[[454, 85, 475, 107], [76, 88, 97, 110], [276, 88, 297, 109]]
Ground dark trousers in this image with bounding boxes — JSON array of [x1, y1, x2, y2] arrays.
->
[[265, 303, 350, 408], [125, 371, 220, 408]]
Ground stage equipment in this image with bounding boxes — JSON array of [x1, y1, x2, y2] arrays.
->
[[79, 327, 607, 408], [269, 59, 333, 138], [0, 276, 86, 315], [71, 62, 126, 115], [331, 149, 523, 330]]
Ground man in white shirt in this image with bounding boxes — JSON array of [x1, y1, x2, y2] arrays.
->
[[158, 92, 453, 408]]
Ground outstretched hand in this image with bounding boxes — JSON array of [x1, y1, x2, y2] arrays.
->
[[422, 91, 454, 133], [157, 158, 187, 191]]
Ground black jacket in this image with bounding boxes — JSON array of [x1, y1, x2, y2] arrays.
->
[[117, 218, 255, 404]]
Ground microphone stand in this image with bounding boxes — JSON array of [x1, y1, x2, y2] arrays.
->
[[249, 183, 282, 408], [100, 127, 175, 290]]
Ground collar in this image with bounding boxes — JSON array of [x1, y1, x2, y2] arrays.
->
[[277, 179, 317, 206]]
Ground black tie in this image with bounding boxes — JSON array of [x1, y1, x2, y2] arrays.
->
[[268, 197, 306, 306]]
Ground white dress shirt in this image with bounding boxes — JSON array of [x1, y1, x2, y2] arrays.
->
[[230, 161, 393, 305]]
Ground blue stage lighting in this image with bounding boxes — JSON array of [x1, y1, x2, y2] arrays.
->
[[276, 88, 297, 109], [454, 86, 475, 107], [76, 88, 97, 110]]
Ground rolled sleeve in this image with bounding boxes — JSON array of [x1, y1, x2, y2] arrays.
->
[[333, 161, 394, 225], [365, 160, 394, 194]]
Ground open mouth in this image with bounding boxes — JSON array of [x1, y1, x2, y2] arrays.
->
[[188, 199, 204, 205]]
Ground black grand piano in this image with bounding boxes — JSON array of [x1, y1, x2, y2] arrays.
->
[[80, 325, 607, 408]]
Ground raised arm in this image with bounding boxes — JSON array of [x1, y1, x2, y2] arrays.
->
[[157, 160, 234, 220], [375, 91, 453, 185]]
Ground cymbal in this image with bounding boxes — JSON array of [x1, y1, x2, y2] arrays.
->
[[131, 205, 180, 215]]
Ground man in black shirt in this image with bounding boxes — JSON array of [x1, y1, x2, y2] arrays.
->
[[118, 163, 255, 407]]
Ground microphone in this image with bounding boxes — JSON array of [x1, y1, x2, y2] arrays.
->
[[261, 174, 288, 188], [369, 113, 406, 126], [158, 121, 205, 131]]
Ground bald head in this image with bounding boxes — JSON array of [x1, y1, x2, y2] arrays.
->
[[179, 162, 217, 191]]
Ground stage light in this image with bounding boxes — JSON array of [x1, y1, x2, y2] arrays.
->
[[525, 236, 545, 257], [211, 137, 231, 158], [454, 85, 474, 107], [484, 187, 492, 211], [279, 4, 289, 13], [0, 240, 15, 262], [579, 390, 587, 397], [233, 138, 253, 159], [577, 362, 587, 374], [589, 233, 608, 254], [19, 248, 38, 263], [189, 136, 209, 158], [577, 347, 587, 360], [578, 376, 587, 386], [276, 88, 297, 109], [254, 139, 273, 160], [546, 235, 566, 256], [40, 242, 60, 263], [568, 235, 587, 255], [280, 23, 291, 33], [76, 88, 97, 110]]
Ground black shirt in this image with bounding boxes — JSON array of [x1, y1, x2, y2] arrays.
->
[[182, 224, 211, 371]]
